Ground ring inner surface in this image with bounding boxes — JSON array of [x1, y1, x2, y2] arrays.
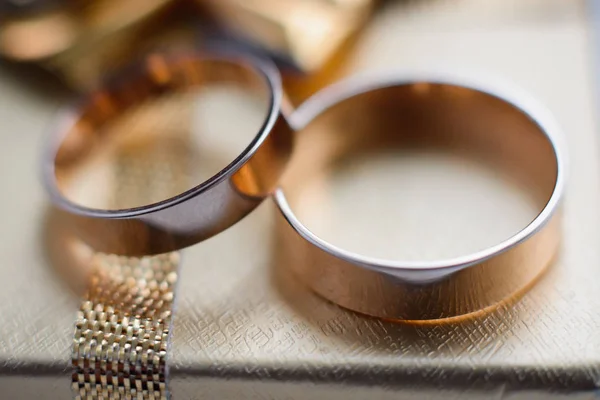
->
[[282, 83, 558, 262], [53, 56, 271, 211]]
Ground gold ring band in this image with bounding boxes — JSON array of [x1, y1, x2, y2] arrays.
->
[[275, 73, 565, 322], [43, 51, 293, 256]]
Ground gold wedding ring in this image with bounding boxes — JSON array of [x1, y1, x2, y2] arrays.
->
[[43, 51, 293, 256], [275, 73, 565, 322]]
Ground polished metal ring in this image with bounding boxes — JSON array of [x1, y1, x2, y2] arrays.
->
[[274, 72, 565, 322], [43, 52, 293, 256]]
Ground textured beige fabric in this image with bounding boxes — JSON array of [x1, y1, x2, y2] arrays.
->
[[0, 0, 598, 398]]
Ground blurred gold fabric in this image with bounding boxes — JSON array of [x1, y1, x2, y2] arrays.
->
[[0, 0, 599, 399]]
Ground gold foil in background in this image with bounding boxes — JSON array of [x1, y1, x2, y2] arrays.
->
[[0, 0, 599, 399], [198, 0, 373, 72], [0, 0, 373, 105], [0, 0, 176, 62], [197, 0, 374, 105]]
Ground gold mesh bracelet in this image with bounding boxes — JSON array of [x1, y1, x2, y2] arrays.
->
[[72, 252, 179, 399], [70, 112, 186, 399]]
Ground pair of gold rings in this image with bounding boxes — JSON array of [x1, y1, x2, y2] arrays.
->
[[43, 52, 565, 323]]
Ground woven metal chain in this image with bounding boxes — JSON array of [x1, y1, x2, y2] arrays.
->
[[71, 128, 190, 399], [72, 253, 179, 399]]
